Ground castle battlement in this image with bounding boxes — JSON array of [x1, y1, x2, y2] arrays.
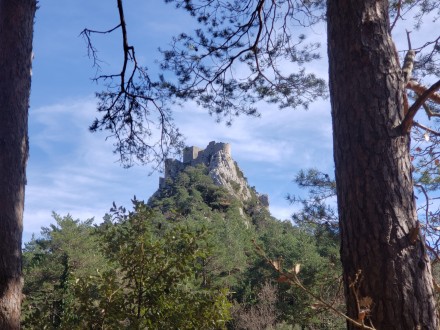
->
[[160, 141, 231, 188], [155, 141, 268, 208], [182, 141, 231, 165], [183, 146, 203, 164]]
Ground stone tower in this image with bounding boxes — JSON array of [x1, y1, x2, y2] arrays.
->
[[159, 141, 254, 201]]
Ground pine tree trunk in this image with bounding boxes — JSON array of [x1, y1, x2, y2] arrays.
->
[[327, 1, 438, 328], [0, 0, 36, 328]]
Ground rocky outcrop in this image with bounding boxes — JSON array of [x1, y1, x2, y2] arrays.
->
[[158, 141, 266, 205], [257, 194, 269, 208]]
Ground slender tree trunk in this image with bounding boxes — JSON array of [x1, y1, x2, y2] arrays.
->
[[327, 1, 438, 328], [0, 0, 36, 328]]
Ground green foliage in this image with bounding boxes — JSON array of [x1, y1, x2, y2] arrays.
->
[[246, 218, 341, 327], [161, 1, 327, 120], [140, 166, 343, 327], [151, 165, 257, 290], [69, 201, 231, 329], [287, 169, 338, 231], [153, 166, 342, 327], [151, 164, 239, 215], [22, 213, 106, 329], [22, 165, 343, 328], [22, 205, 231, 329]]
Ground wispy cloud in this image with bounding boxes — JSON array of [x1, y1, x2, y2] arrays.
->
[[174, 99, 333, 168], [28, 1, 333, 245], [25, 90, 334, 241], [25, 98, 159, 241], [173, 99, 334, 221]]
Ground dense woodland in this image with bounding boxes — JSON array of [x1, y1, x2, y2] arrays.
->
[[22, 165, 344, 329]]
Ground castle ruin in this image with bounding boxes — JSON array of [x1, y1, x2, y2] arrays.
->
[[160, 141, 231, 188], [158, 141, 268, 208]]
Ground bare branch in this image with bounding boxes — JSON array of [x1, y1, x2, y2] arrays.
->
[[80, 25, 122, 69], [390, 0, 402, 31], [415, 184, 430, 227], [406, 30, 412, 50], [400, 80, 440, 133], [407, 81, 440, 104], [413, 121, 440, 136], [83, 0, 184, 167], [252, 241, 376, 329]]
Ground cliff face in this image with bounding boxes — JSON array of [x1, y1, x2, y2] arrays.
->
[[158, 141, 269, 207]]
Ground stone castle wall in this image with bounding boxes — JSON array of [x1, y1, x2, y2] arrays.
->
[[160, 141, 231, 188], [183, 146, 202, 164], [183, 141, 231, 166], [157, 140, 269, 209], [164, 141, 230, 178]]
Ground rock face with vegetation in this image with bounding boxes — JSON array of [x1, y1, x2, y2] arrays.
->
[[157, 141, 269, 209]]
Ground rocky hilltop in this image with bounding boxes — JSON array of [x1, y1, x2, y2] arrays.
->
[[157, 141, 269, 208]]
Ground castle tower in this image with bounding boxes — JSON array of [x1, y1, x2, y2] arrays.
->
[[183, 146, 202, 164]]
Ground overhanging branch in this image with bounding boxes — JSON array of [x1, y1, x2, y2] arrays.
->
[[400, 80, 440, 133], [413, 121, 440, 137], [407, 80, 440, 104], [82, 0, 184, 167]]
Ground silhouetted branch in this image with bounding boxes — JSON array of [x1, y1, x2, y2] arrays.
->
[[160, 0, 327, 121], [407, 81, 440, 104], [253, 241, 376, 329], [401, 80, 440, 133], [413, 121, 440, 136], [390, 0, 402, 31], [82, 0, 183, 168]]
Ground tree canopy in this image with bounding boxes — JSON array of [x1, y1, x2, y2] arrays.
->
[[22, 164, 343, 328]]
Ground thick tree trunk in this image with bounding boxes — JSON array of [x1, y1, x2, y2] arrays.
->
[[0, 0, 36, 328], [327, 1, 438, 329]]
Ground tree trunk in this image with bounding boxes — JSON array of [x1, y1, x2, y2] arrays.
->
[[327, 1, 438, 329], [0, 0, 36, 328]]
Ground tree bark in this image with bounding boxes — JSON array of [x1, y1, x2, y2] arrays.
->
[[0, 0, 36, 328], [327, 1, 438, 328]]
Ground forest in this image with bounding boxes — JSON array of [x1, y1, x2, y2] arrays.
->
[[22, 165, 344, 329]]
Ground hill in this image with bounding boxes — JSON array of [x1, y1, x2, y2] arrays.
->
[[21, 141, 342, 329]]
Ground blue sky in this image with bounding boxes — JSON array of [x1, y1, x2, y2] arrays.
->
[[24, 1, 433, 242]]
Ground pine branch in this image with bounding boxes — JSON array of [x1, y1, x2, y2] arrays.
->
[[400, 80, 440, 133], [407, 81, 440, 104]]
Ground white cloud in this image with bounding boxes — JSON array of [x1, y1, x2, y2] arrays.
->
[[173, 98, 333, 169], [26, 0, 335, 242], [25, 98, 160, 242], [171, 99, 334, 220], [269, 204, 297, 222], [25, 95, 334, 242]]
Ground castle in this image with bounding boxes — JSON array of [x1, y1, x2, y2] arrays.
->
[[157, 141, 269, 208], [160, 141, 231, 188]]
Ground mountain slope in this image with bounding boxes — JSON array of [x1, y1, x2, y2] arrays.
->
[[22, 141, 342, 329], [147, 142, 342, 327], [153, 141, 269, 210]]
